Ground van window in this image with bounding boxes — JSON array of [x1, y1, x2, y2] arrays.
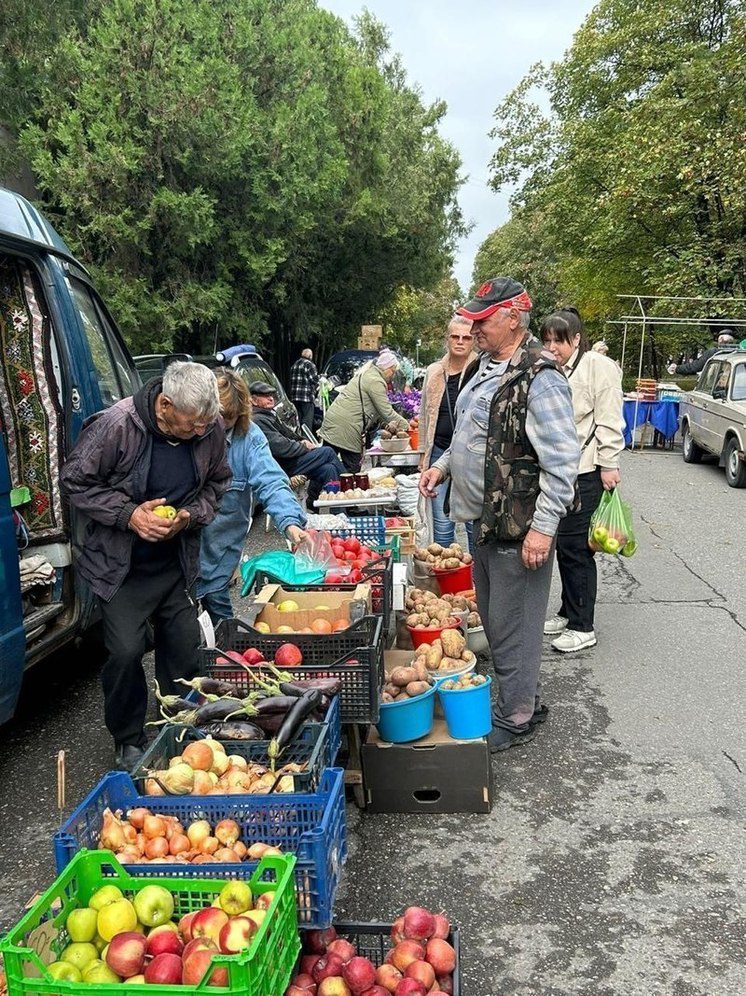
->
[[69, 279, 136, 404], [732, 363, 746, 402]]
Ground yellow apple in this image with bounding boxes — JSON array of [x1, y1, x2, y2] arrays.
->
[[276, 600, 300, 612], [254, 622, 271, 634]]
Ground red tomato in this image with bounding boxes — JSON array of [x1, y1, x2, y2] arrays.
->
[[350, 559, 365, 571], [343, 551, 356, 561], [326, 573, 343, 584], [343, 537, 361, 554], [348, 569, 362, 583]]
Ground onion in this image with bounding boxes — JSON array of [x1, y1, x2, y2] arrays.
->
[[135, 833, 147, 854], [182, 741, 214, 772], [169, 833, 190, 856], [169, 756, 185, 769], [162, 816, 184, 840], [262, 846, 283, 856], [122, 823, 138, 844], [204, 736, 226, 754], [211, 752, 231, 777], [247, 843, 268, 860], [213, 847, 240, 862], [100, 808, 126, 851], [191, 854, 216, 864], [215, 820, 240, 847], [207, 771, 219, 785], [144, 777, 166, 797], [143, 815, 167, 839], [226, 755, 248, 772], [201, 836, 219, 855], [128, 807, 151, 830], [144, 837, 169, 859], [160, 763, 194, 795], [187, 820, 211, 849], [118, 845, 143, 864], [193, 771, 213, 795]]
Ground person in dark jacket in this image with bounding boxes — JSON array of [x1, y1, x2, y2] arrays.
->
[[61, 361, 231, 769], [250, 382, 343, 508], [668, 332, 737, 375]]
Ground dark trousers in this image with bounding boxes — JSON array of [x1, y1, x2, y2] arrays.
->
[[99, 563, 200, 745], [337, 448, 362, 474], [294, 400, 315, 431], [556, 468, 604, 632], [285, 445, 344, 501]]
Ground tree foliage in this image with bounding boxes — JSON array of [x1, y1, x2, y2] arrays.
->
[[2, 0, 465, 371], [476, 0, 746, 357], [376, 275, 463, 365]]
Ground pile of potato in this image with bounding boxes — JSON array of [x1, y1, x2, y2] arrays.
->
[[382, 658, 435, 703], [413, 542, 473, 571], [380, 428, 410, 440], [414, 628, 475, 674], [440, 673, 488, 691], [406, 588, 481, 629]]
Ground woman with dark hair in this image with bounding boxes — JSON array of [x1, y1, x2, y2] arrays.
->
[[541, 308, 624, 652], [197, 371, 307, 623]]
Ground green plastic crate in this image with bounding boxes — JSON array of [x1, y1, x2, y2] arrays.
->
[[0, 850, 299, 996]]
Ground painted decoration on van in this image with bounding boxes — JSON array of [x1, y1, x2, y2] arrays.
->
[[0, 256, 64, 537]]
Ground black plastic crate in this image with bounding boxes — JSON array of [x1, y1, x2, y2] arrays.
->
[[301, 922, 461, 994], [254, 548, 394, 633], [202, 616, 384, 724]]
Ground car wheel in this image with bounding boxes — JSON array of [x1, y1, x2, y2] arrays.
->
[[682, 422, 703, 464], [724, 437, 746, 488]]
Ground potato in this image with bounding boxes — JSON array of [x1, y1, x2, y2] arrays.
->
[[394, 692, 409, 701], [381, 430, 392, 439], [444, 557, 461, 569], [428, 543, 444, 555], [414, 644, 429, 658], [425, 642, 443, 669], [382, 692, 395, 703], [406, 613, 421, 627], [441, 628, 466, 658], [462, 553, 473, 565], [405, 681, 431, 697], [414, 658, 429, 682], [461, 649, 473, 661], [467, 611, 481, 627], [390, 666, 419, 687], [383, 682, 399, 697]]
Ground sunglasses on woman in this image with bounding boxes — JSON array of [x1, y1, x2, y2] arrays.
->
[[449, 333, 474, 342]]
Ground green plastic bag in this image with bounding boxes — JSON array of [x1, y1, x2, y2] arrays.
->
[[239, 551, 325, 598], [588, 488, 637, 557]]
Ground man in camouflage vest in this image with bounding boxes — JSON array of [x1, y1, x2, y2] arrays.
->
[[419, 278, 580, 751]]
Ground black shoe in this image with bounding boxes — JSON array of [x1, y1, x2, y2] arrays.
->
[[529, 704, 549, 727], [488, 725, 536, 753], [114, 743, 146, 772]]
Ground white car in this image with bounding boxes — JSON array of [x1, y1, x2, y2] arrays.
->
[[679, 349, 746, 487]]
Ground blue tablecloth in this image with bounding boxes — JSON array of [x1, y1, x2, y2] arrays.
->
[[623, 399, 680, 446]]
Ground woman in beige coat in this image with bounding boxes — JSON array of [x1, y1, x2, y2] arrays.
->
[[419, 316, 478, 545]]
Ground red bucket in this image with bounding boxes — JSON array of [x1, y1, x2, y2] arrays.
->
[[407, 616, 461, 648], [433, 563, 474, 595]]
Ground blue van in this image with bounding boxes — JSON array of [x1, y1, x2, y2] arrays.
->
[[0, 188, 140, 723]]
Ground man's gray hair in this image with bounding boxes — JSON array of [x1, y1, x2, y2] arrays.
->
[[518, 310, 531, 329], [162, 361, 220, 420], [718, 332, 735, 343], [301, 348, 313, 359]]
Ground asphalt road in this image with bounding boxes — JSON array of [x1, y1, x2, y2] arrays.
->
[[1, 449, 744, 995]]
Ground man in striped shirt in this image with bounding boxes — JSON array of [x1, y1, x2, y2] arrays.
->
[[420, 278, 580, 753]]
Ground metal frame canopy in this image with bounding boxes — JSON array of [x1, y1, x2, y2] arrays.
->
[[605, 294, 746, 447]]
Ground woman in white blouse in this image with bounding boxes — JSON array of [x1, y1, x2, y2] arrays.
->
[[541, 308, 625, 653]]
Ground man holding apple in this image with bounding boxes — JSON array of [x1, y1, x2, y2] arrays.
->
[[419, 278, 580, 752]]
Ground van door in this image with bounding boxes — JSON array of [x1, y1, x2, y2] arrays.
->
[[690, 361, 721, 452]]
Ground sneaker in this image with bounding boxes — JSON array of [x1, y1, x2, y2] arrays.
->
[[551, 629, 597, 653], [488, 725, 536, 753], [114, 743, 146, 772], [544, 614, 568, 635]]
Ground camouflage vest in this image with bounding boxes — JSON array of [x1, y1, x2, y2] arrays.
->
[[477, 334, 567, 545]]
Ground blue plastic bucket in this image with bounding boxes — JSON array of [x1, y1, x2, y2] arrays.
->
[[376, 685, 436, 743], [438, 675, 492, 739]]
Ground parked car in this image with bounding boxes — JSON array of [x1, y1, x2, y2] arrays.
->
[[679, 348, 746, 487], [133, 345, 300, 433], [0, 187, 141, 722], [321, 348, 409, 403]]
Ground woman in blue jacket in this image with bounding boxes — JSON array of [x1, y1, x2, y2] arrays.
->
[[198, 371, 307, 622]]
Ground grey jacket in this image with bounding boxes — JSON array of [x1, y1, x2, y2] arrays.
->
[[61, 396, 231, 601]]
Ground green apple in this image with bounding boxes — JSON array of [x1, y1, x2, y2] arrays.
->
[[60, 942, 98, 972], [133, 885, 174, 928], [218, 880, 253, 916], [97, 898, 137, 941], [93, 933, 107, 953], [89, 885, 124, 912], [47, 961, 82, 983], [67, 907, 99, 943], [591, 525, 608, 543], [83, 961, 121, 984], [603, 538, 620, 554]]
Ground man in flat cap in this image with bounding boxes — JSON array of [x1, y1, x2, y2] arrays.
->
[[419, 277, 580, 752], [250, 382, 343, 508]]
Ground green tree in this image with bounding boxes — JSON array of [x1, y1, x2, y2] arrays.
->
[[376, 275, 462, 365], [478, 0, 746, 355]]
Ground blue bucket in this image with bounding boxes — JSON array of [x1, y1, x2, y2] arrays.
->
[[376, 685, 436, 743], [438, 675, 492, 739]]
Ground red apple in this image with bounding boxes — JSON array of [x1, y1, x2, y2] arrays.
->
[[242, 648, 265, 666], [424, 939, 456, 976], [182, 938, 217, 962], [215, 650, 245, 666], [146, 928, 183, 959], [318, 980, 351, 996], [390, 918, 405, 945], [393, 981, 426, 996], [435, 976, 453, 996], [179, 911, 198, 942], [325, 573, 343, 584], [431, 916, 450, 941], [291, 973, 317, 991], [182, 948, 228, 987], [144, 953, 183, 985], [191, 907, 229, 945], [403, 908, 435, 943], [343, 538, 360, 554], [342, 956, 376, 994], [305, 927, 337, 955], [218, 916, 257, 954], [361, 989, 389, 996], [274, 643, 303, 667], [312, 954, 345, 983], [390, 942, 425, 974], [327, 939, 356, 965], [301, 954, 322, 976], [404, 962, 435, 991], [375, 964, 403, 993], [105, 932, 147, 978]]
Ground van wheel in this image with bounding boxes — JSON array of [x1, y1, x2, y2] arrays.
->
[[724, 437, 746, 488], [682, 422, 702, 464]]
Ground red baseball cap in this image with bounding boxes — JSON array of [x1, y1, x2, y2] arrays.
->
[[457, 277, 533, 320]]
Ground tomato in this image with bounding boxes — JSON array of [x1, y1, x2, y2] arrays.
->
[[343, 537, 361, 554], [351, 558, 365, 571], [326, 572, 343, 584], [343, 551, 357, 561], [348, 569, 362, 583]]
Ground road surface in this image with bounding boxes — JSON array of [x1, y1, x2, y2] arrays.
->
[[0, 448, 743, 995]]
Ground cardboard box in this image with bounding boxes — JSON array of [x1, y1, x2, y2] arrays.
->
[[361, 324, 383, 339], [252, 583, 371, 632], [363, 718, 493, 814]]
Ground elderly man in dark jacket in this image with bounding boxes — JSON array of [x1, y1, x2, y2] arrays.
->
[[250, 382, 343, 507], [61, 361, 231, 768]]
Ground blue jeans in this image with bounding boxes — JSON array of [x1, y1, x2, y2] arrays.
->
[[429, 445, 474, 552], [200, 587, 234, 626], [286, 445, 344, 501]]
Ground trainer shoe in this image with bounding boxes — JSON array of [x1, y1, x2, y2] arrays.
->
[[544, 614, 568, 635], [551, 629, 597, 653], [488, 725, 536, 753]]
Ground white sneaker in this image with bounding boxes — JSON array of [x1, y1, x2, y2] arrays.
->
[[544, 615, 568, 636], [551, 629, 597, 653]]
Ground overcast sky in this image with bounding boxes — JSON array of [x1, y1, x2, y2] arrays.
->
[[320, 0, 596, 293]]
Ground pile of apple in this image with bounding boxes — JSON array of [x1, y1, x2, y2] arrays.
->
[[100, 807, 283, 864], [217, 644, 304, 668], [323, 536, 385, 586], [287, 907, 457, 996], [250, 600, 350, 636], [44, 878, 275, 987], [588, 524, 636, 557]]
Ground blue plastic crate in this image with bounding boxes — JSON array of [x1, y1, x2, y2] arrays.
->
[[328, 515, 386, 545], [54, 768, 346, 928]]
